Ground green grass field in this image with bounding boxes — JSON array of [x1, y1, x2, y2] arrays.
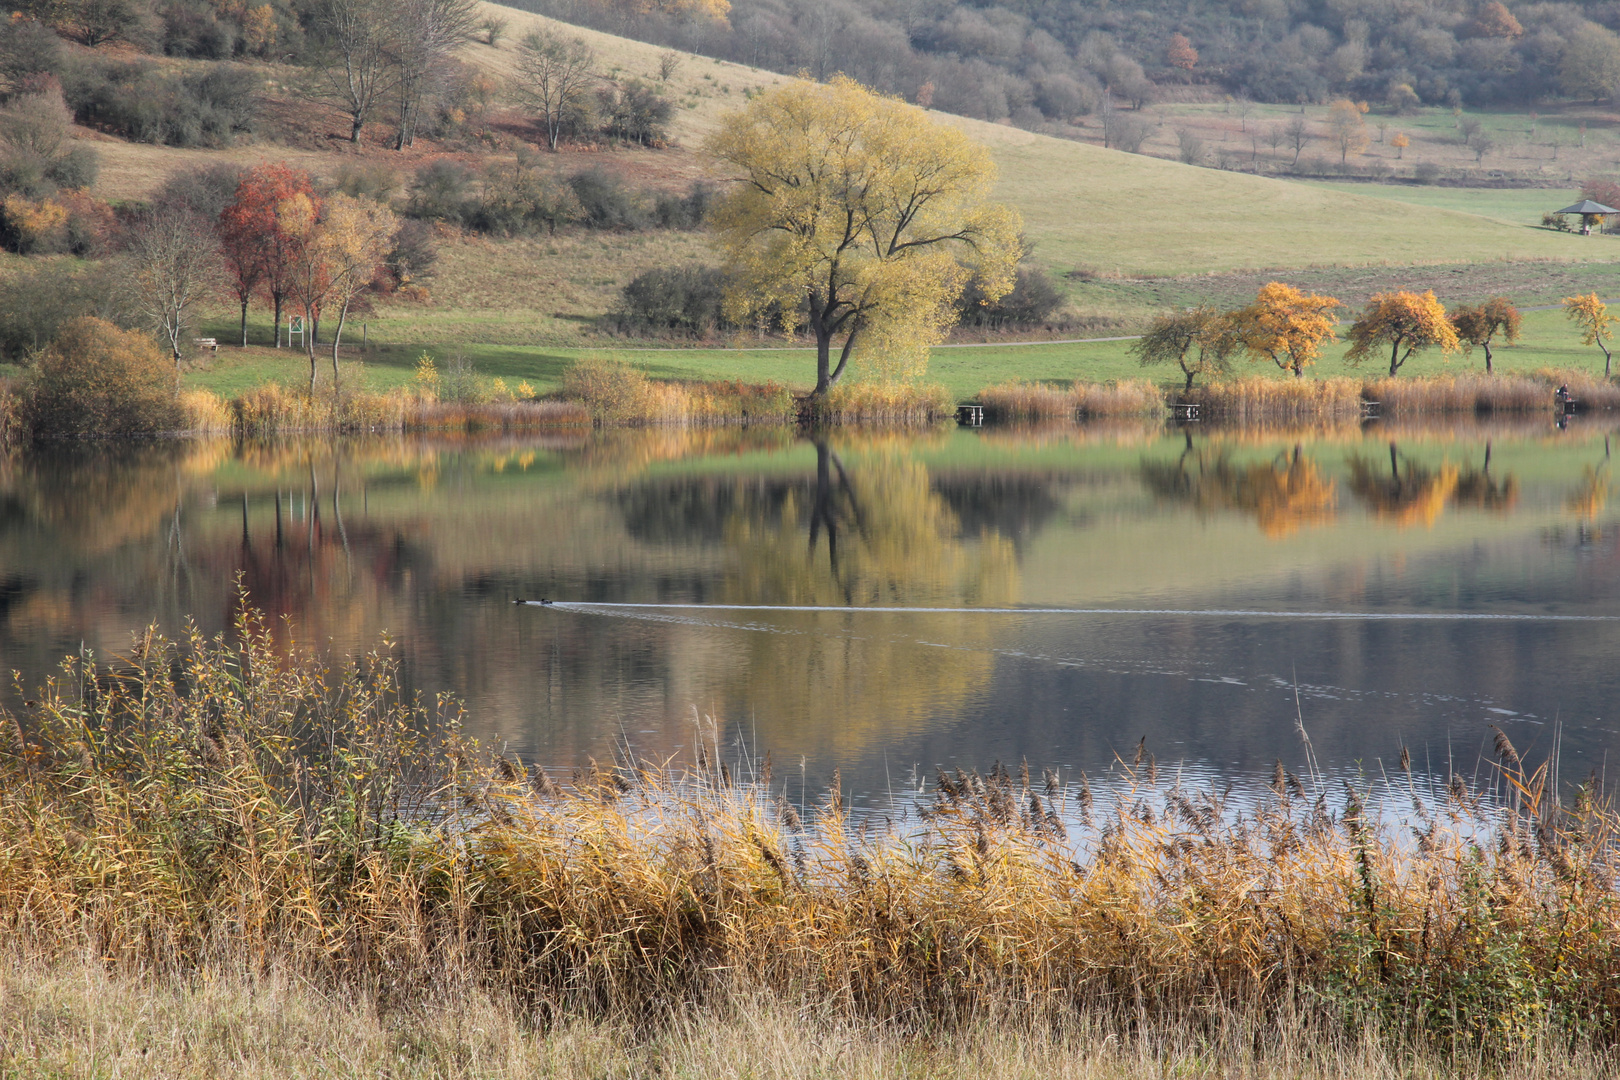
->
[[183, 306, 1618, 403], [1294, 182, 1583, 226]]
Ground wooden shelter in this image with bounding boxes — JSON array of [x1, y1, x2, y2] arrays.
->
[[1556, 199, 1619, 234]]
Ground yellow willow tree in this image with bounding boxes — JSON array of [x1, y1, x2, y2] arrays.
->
[[1345, 290, 1459, 377], [705, 75, 1022, 396]]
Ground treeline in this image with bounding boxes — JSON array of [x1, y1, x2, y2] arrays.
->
[[514, 0, 1620, 120]]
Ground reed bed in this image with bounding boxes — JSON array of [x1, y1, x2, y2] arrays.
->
[[564, 357, 795, 425], [0, 379, 19, 447], [230, 384, 589, 436], [1179, 377, 1366, 423], [6, 607, 1620, 1068], [977, 379, 1165, 421], [808, 381, 957, 424], [179, 388, 233, 433]]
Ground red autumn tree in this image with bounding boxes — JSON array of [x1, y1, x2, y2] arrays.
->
[[219, 165, 319, 349]]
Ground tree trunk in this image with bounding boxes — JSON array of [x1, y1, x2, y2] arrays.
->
[[1605, 338, 1613, 378], [331, 302, 349, 393], [813, 322, 833, 396], [1482, 341, 1493, 375], [1390, 340, 1400, 377], [350, 114, 364, 143], [273, 294, 283, 348], [240, 297, 249, 347]]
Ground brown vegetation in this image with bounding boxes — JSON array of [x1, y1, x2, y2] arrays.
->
[[6, 607, 1620, 1071], [978, 379, 1165, 420]]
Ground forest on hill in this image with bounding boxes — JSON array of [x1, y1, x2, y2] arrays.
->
[[511, 0, 1620, 124]]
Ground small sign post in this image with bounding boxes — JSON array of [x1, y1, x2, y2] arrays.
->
[[288, 314, 305, 349]]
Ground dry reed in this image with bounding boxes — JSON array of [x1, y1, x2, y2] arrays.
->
[[0, 379, 20, 447], [229, 384, 589, 436], [1179, 377, 1366, 423], [6, 606, 1620, 1065], [179, 388, 233, 433], [977, 379, 1164, 421], [810, 381, 957, 424]]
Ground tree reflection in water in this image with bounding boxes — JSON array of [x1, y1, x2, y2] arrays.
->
[[1139, 433, 1338, 537], [1346, 442, 1459, 528], [1451, 441, 1518, 513]]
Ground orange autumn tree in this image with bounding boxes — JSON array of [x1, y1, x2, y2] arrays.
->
[[1564, 292, 1617, 376], [1167, 33, 1198, 71], [1345, 290, 1459, 377], [1234, 282, 1341, 377], [219, 164, 318, 348], [1449, 296, 1521, 374]]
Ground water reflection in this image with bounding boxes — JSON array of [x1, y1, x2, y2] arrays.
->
[[1140, 435, 1338, 537], [1, 419, 1618, 803]]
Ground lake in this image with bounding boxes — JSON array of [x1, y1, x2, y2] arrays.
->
[[2, 417, 1616, 807]]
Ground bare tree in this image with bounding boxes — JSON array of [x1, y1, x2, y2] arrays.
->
[[390, 0, 479, 149], [511, 29, 597, 151], [313, 0, 399, 144], [126, 206, 223, 367], [1284, 115, 1310, 165]]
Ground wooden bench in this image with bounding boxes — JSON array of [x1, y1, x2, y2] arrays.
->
[[1173, 402, 1202, 422], [193, 337, 219, 356], [957, 403, 984, 426]]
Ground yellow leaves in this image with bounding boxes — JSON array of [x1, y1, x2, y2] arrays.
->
[[1233, 282, 1341, 378], [1563, 292, 1615, 346], [705, 74, 1022, 390], [1345, 290, 1459, 377], [1326, 98, 1370, 161], [0, 194, 67, 253]]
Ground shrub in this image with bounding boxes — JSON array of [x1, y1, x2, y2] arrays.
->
[[160, 0, 238, 58], [469, 154, 581, 236], [0, 86, 99, 199], [568, 166, 650, 230], [149, 161, 243, 218], [563, 355, 653, 422], [63, 58, 259, 147], [385, 218, 438, 289], [611, 264, 729, 335], [653, 182, 711, 229], [333, 160, 400, 203], [595, 77, 672, 146], [23, 316, 183, 438], [405, 158, 473, 223], [0, 17, 65, 93], [957, 267, 1066, 329]]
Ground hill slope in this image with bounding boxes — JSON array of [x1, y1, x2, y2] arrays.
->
[[470, 3, 1602, 277]]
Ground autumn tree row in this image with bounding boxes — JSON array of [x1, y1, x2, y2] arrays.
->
[[1133, 285, 1526, 390], [130, 163, 402, 393]]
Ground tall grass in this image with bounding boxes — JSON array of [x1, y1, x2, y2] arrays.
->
[[0, 378, 19, 447], [1179, 377, 1366, 423], [564, 356, 796, 425], [230, 384, 589, 436], [809, 381, 957, 424], [8, 606, 1620, 1067], [978, 379, 1164, 420]]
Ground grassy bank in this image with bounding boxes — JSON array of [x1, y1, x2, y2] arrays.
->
[[4, 605, 1620, 1075]]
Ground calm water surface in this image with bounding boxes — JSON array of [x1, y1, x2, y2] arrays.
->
[[2, 418, 1617, 803]]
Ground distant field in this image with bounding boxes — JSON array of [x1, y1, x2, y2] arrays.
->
[[1294, 183, 1583, 226]]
